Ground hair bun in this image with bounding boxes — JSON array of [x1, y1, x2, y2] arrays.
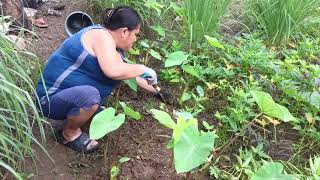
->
[[102, 6, 141, 31], [107, 9, 114, 18]]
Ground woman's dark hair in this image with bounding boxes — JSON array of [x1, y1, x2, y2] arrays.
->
[[103, 6, 141, 31]]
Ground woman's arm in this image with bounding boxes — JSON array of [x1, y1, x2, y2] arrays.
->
[[136, 77, 160, 93], [92, 30, 146, 80]]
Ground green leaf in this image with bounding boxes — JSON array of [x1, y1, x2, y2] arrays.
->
[[139, 40, 150, 48], [250, 91, 296, 122], [310, 91, 320, 107], [173, 118, 198, 143], [119, 102, 141, 120], [181, 92, 192, 102], [149, 49, 162, 60], [182, 65, 200, 78], [124, 78, 138, 92], [205, 35, 225, 50], [151, 25, 165, 37], [111, 166, 120, 178], [89, 108, 126, 139], [165, 51, 189, 67], [166, 139, 174, 149], [119, 157, 130, 163], [196, 85, 205, 97], [128, 48, 140, 55], [150, 109, 176, 129], [251, 162, 297, 180], [203, 121, 213, 130], [174, 125, 215, 173], [175, 111, 193, 120], [0, 160, 23, 180]]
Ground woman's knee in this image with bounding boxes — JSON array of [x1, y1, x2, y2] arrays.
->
[[78, 86, 101, 103]]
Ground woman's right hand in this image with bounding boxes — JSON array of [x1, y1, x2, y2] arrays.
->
[[140, 67, 157, 85]]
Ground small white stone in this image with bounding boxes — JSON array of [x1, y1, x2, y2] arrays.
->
[[6, 35, 27, 50]]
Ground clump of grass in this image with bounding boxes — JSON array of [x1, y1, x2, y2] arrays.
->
[[246, 0, 320, 45], [0, 31, 49, 179], [183, 0, 232, 49]]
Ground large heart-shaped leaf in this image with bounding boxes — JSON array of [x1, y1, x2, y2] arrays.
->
[[174, 125, 215, 173], [89, 108, 126, 139], [251, 162, 297, 180], [173, 118, 197, 143], [165, 51, 189, 67], [150, 109, 176, 129], [250, 91, 296, 122], [119, 102, 141, 120]]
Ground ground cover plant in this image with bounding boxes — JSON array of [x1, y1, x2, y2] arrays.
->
[[3, 0, 320, 179]]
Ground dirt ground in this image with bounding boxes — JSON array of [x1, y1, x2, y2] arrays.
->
[[23, 0, 187, 179]]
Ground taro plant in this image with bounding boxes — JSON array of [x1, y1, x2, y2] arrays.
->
[[246, 0, 320, 45], [0, 30, 48, 179], [164, 51, 189, 68], [250, 90, 296, 123], [89, 107, 126, 140], [150, 109, 217, 173], [89, 102, 141, 139], [182, 0, 231, 48]]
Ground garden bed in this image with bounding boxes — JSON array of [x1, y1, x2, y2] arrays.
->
[[4, 0, 319, 179]]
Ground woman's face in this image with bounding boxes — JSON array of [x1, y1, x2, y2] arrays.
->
[[120, 25, 140, 51]]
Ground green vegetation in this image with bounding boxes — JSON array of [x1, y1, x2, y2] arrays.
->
[[106, 0, 320, 178], [183, 0, 232, 48], [151, 109, 217, 173], [246, 0, 320, 45], [0, 32, 48, 179], [2, 0, 320, 179]]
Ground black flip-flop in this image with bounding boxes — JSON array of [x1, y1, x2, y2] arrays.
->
[[55, 130, 99, 154]]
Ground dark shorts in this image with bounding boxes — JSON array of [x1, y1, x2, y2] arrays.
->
[[39, 85, 101, 120]]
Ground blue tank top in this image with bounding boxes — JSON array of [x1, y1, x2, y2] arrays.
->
[[36, 24, 122, 103]]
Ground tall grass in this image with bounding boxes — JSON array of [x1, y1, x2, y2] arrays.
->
[[246, 0, 320, 45], [183, 0, 231, 48], [0, 30, 48, 178]]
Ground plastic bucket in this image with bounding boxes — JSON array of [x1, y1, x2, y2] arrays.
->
[[64, 11, 94, 36]]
